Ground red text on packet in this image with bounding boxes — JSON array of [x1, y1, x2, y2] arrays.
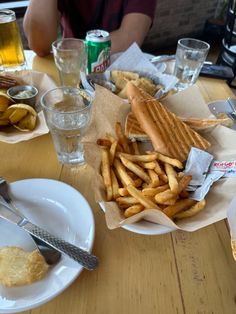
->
[[213, 161, 236, 168]]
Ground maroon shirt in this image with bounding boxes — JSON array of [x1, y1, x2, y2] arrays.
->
[[58, 0, 157, 39]]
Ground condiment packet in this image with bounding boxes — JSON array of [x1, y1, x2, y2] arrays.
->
[[83, 42, 178, 99], [190, 171, 224, 201], [209, 160, 236, 177], [184, 147, 214, 187], [183, 147, 224, 201], [227, 196, 236, 261]]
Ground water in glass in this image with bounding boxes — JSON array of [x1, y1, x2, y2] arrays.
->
[[50, 103, 90, 164]]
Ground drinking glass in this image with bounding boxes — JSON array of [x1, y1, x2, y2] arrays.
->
[[0, 9, 26, 71], [41, 87, 92, 165], [52, 38, 86, 87], [174, 38, 210, 91]]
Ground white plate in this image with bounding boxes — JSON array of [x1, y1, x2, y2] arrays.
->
[[0, 179, 95, 313], [99, 202, 175, 236]]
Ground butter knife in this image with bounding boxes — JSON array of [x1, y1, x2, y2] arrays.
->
[[0, 201, 98, 270]]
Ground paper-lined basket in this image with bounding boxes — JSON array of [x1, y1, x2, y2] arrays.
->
[[83, 83, 236, 233], [0, 70, 57, 144], [82, 43, 178, 100]]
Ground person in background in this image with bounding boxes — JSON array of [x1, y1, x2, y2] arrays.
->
[[23, 0, 157, 57]]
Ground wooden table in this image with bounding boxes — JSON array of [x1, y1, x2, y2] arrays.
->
[[1, 55, 236, 314]]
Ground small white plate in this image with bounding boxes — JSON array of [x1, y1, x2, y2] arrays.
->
[[0, 179, 95, 313], [99, 202, 175, 236]]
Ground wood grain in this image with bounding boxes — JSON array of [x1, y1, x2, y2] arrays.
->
[[2, 55, 236, 314]]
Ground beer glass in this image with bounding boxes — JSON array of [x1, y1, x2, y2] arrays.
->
[[0, 9, 26, 71], [52, 38, 86, 87]]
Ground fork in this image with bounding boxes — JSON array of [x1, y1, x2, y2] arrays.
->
[[0, 177, 61, 265]]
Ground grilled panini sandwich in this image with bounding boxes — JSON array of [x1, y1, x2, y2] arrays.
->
[[126, 82, 211, 161]]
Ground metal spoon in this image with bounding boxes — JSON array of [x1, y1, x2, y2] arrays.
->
[[0, 177, 61, 265]]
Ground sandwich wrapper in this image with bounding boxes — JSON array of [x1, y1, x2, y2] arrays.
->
[[0, 70, 57, 144], [83, 43, 178, 99], [83, 83, 236, 232]]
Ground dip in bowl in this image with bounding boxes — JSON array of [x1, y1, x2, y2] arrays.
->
[[7, 85, 38, 108]]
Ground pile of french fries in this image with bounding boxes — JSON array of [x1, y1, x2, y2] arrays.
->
[[97, 122, 206, 220]]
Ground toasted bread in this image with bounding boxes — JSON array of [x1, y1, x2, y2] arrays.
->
[[180, 117, 234, 130], [126, 82, 211, 161], [131, 77, 157, 96], [0, 246, 48, 287], [111, 70, 139, 90], [125, 112, 150, 141], [125, 112, 232, 140]]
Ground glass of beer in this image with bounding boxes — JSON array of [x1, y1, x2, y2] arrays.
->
[[0, 9, 26, 71]]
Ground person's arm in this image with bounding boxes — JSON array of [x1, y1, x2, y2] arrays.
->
[[23, 0, 60, 56], [110, 13, 152, 54]]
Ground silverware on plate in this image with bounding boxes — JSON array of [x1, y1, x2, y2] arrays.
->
[[0, 176, 61, 265], [0, 178, 98, 270]]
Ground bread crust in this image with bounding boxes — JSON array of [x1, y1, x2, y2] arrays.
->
[[126, 82, 169, 155]]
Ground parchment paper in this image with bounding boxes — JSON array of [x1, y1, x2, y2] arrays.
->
[[0, 70, 57, 143], [84, 83, 236, 232]]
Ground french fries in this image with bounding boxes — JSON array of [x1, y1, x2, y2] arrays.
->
[[98, 123, 207, 221], [164, 163, 178, 193], [124, 204, 144, 218], [120, 155, 151, 183], [115, 122, 130, 153], [101, 148, 112, 201], [173, 199, 206, 219]]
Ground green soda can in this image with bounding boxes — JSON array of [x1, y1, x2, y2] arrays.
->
[[85, 29, 111, 74]]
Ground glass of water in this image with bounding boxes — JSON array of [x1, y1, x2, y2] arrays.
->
[[174, 38, 210, 91], [41, 87, 92, 165], [52, 38, 86, 87]]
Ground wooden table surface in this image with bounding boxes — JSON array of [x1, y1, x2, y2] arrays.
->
[[1, 55, 236, 314]]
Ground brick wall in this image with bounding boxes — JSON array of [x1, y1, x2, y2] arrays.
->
[[143, 0, 224, 53]]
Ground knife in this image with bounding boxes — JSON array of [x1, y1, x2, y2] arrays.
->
[[0, 201, 98, 270]]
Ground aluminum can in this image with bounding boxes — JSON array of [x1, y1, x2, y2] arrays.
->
[[85, 29, 111, 74]]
